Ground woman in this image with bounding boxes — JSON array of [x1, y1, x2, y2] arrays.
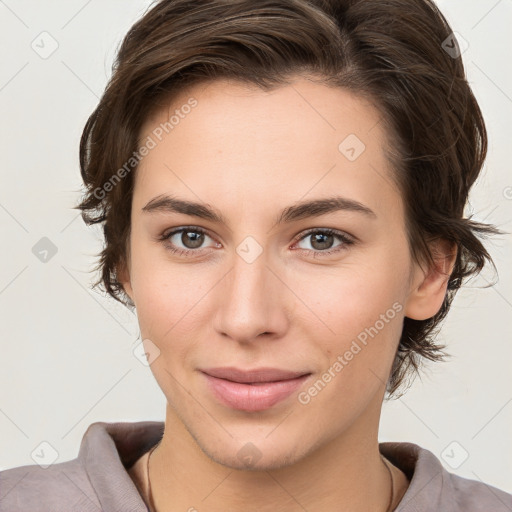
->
[[1, 0, 510, 511]]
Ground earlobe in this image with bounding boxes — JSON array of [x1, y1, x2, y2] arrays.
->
[[404, 239, 457, 321], [117, 261, 134, 302]]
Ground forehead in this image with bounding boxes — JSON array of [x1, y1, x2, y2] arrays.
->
[[134, 77, 401, 223]]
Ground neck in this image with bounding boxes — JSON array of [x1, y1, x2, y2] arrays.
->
[[147, 401, 402, 512]]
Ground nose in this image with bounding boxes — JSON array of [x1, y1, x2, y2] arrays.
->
[[212, 246, 289, 343]]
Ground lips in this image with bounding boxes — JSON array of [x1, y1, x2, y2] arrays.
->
[[201, 367, 310, 383], [200, 367, 312, 411]]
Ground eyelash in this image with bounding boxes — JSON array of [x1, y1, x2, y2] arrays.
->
[[159, 226, 355, 259]]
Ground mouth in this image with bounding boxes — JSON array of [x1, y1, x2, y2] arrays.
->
[[199, 367, 312, 412]]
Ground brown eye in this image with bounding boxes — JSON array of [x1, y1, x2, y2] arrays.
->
[[179, 230, 205, 249], [294, 228, 355, 257], [309, 232, 335, 251], [160, 226, 220, 257]]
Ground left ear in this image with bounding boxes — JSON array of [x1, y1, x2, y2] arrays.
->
[[404, 238, 458, 320]]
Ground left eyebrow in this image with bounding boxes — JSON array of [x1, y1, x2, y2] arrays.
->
[[275, 196, 377, 226], [141, 194, 377, 228]]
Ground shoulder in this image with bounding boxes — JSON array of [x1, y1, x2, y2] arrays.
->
[[380, 441, 512, 512], [0, 458, 100, 512], [0, 420, 161, 512], [444, 469, 512, 511]]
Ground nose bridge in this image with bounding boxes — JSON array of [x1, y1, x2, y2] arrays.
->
[[228, 243, 271, 312], [214, 239, 284, 340]]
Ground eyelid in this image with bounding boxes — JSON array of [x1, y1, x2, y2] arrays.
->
[[161, 225, 211, 240], [290, 227, 355, 256], [160, 225, 219, 247], [291, 227, 355, 245]]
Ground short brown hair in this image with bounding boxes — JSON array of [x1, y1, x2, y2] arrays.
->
[[76, 0, 500, 397]]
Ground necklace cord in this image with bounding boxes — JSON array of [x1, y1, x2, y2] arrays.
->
[[382, 455, 396, 512], [146, 442, 159, 512]]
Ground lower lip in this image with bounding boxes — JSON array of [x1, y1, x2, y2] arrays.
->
[[202, 373, 311, 412]]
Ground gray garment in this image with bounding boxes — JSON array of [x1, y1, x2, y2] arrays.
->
[[0, 420, 511, 512]]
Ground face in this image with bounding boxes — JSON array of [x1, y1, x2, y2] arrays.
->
[[121, 76, 441, 471]]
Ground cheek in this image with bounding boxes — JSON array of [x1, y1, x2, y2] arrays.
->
[[293, 256, 407, 339], [289, 246, 409, 385], [129, 244, 220, 360], [131, 265, 205, 401], [295, 271, 405, 419], [134, 268, 201, 339]]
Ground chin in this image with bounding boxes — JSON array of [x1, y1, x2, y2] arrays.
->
[[182, 414, 311, 471], [204, 440, 307, 472]]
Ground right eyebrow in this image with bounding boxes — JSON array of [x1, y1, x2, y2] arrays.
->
[[142, 195, 227, 224]]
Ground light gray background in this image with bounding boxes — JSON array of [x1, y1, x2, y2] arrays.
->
[[1, 0, 511, 495]]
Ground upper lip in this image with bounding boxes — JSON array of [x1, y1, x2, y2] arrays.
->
[[200, 367, 311, 383]]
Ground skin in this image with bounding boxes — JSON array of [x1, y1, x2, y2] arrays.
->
[[120, 76, 456, 512]]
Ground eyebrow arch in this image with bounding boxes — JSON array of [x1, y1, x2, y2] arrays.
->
[[141, 194, 377, 228]]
